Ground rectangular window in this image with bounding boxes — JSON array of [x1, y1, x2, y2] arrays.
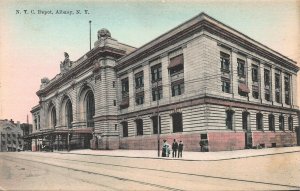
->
[[122, 122, 128, 137], [275, 73, 281, 103], [237, 59, 246, 77], [265, 90, 270, 101], [226, 111, 234, 130], [135, 95, 144, 105], [171, 81, 184, 96], [220, 52, 230, 72], [152, 116, 161, 134], [121, 78, 129, 98], [169, 54, 184, 75], [172, 113, 183, 133], [112, 81, 115, 88], [284, 76, 290, 105], [252, 65, 258, 82], [252, 85, 259, 99], [264, 69, 270, 86], [152, 88, 163, 101], [151, 64, 162, 82], [135, 72, 144, 89], [113, 100, 116, 106], [222, 79, 231, 93]]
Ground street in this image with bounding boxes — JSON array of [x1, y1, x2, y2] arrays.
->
[[0, 151, 299, 190]]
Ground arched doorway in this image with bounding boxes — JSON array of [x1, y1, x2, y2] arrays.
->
[[65, 99, 73, 128], [85, 90, 95, 128], [242, 111, 252, 149]]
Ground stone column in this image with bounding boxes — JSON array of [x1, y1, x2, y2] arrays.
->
[[271, 65, 276, 104], [246, 57, 253, 101], [128, 70, 135, 112], [259, 63, 264, 103], [161, 55, 170, 101], [231, 50, 238, 98]]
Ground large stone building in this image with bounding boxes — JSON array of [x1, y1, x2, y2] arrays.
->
[[0, 119, 24, 152], [28, 13, 299, 152]]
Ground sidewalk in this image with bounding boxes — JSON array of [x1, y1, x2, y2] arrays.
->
[[59, 146, 300, 161]]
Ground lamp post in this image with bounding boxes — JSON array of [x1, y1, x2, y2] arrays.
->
[[157, 80, 160, 157], [89, 20, 92, 51]]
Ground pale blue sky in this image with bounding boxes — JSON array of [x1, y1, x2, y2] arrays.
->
[[0, 0, 299, 122]]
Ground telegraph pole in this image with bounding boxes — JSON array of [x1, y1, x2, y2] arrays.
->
[[157, 80, 160, 157], [89, 20, 92, 51]]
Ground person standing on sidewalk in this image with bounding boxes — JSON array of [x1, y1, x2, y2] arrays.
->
[[178, 141, 184, 158], [162, 140, 167, 157], [172, 139, 178, 158]]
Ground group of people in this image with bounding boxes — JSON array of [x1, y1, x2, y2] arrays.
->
[[162, 139, 184, 158]]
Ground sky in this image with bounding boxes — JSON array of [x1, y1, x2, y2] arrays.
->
[[0, 0, 299, 123]]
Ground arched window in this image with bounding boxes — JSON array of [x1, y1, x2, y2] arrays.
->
[[279, 115, 284, 131], [256, 113, 263, 130], [85, 91, 95, 127], [121, 121, 128, 137], [288, 116, 293, 131], [66, 100, 73, 128], [136, 119, 143, 136], [51, 107, 56, 128], [268, 114, 275, 131]]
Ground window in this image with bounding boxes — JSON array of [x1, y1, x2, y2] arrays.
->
[[252, 65, 258, 82], [66, 100, 73, 128], [115, 124, 117, 131], [268, 114, 275, 131], [112, 81, 116, 88], [171, 81, 184, 96], [237, 59, 246, 77], [152, 87, 163, 101], [288, 116, 293, 131], [279, 115, 284, 131], [151, 64, 162, 82], [135, 72, 144, 88], [265, 90, 270, 101], [275, 73, 281, 103], [264, 69, 270, 86], [121, 78, 129, 96], [51, 107, 56, 128], [113, 100, 116, 106], [169, 54, 184, 75], [152, 116, 161, 134], [172, 113, 183, 133], [222, 79, 231, 93], [135, 119, 143, 136], [284, 76, 290, 105], [135, 94, 144, 105], [242, 112, 249, 131], [256, 113, 263, 130], [252, 85, 259, 99], [122, 122, 128, 137], [220, 52, 230, 72], [86, 91, 95, 127], [226, 110, 234, 130]]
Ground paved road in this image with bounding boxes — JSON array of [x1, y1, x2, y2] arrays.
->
[[0, 151, 299, 190]]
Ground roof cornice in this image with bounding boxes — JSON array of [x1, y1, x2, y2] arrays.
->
[[116, 12, 298, 72]]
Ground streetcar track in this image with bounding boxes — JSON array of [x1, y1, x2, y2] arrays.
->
[[2, 155, 183, 191], [6, 152, 300, 190], [2, 157, 120, 191]]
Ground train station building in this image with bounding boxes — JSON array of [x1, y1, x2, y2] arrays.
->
[[26, 13, 300, 152]]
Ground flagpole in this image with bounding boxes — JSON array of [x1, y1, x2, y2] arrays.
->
[[89, 20, 92, 51]]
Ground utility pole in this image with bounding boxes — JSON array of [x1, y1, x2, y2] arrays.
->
[[89, 20, 92, 51], [157, 80, 160, 157]]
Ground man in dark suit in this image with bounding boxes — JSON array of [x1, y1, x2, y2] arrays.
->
[[172, 139, 178, 158], [178, 141, 184, 158]]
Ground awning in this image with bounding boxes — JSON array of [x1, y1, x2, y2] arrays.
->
[[168, 54, 183, 69], [135, 91, 144, 97], [171, 79, 184, 86], [238, 83, 250, 93], [120, 97, 129, 108]]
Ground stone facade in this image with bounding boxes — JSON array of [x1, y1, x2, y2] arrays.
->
[[29, 13, 299, 152]]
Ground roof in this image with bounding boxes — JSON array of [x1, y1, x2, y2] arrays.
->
[[116, 12, 298, 72]]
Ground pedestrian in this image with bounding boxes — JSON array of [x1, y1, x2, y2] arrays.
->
[[172, 139, 178, 158], [162, 140, 167, 157], [178, 141, 184, 158]]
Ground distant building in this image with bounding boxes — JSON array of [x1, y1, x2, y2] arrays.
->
[[0, 119, 24, 152], [28, 13, 299, 152], [20, 123, 33, 150]]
